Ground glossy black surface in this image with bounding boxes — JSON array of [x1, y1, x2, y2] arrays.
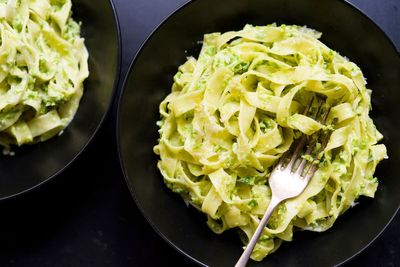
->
[[0, 0, 120, 199], [0, 0, 398, 266], [118, 0, 400, 266]]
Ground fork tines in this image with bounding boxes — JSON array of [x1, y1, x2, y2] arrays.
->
[[278, 97, 331, 180]]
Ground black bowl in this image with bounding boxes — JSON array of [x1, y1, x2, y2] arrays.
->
[[0, 0, 120, 200], [118, 0, 400, 266]]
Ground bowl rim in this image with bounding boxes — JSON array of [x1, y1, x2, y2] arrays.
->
[[116, 0, 400, 266], [0, 0, 122, 202]]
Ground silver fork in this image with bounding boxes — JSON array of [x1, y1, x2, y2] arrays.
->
[[235, 100, 330, 267]]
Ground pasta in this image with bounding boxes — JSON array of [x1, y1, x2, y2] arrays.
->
[[0, 0, 88, 149], [154, 24, 387, 261]]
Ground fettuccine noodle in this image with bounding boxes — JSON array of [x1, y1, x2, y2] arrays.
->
[[154, 24, 386, 261]]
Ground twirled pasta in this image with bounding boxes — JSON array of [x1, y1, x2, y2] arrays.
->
[[0, 0, 88, 149], [154, 24, 387, 261]]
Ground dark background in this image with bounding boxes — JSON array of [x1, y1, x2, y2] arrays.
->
[[0, 0, 398, 266]]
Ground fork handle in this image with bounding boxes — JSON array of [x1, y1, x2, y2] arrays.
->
[[234, 196, 281, 267]]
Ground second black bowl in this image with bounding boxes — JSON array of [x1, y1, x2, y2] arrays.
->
[[0, 0, 120, 200], [118, 0, 400, 266]]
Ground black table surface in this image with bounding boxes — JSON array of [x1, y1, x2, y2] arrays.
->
[[0, 0, 398, 266]]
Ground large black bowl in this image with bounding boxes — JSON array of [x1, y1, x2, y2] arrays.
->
[[0, 0, 120, 200], [118, 0, 400, 266]]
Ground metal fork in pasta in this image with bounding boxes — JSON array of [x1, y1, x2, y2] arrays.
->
[[235, 99, 330, 267]]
